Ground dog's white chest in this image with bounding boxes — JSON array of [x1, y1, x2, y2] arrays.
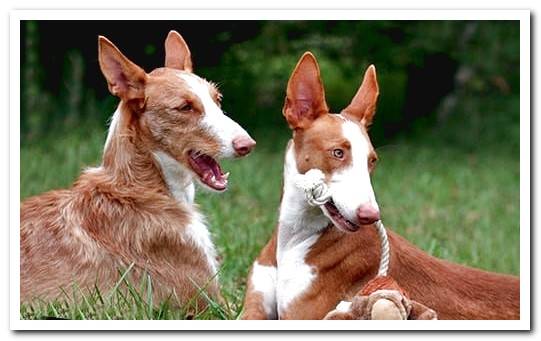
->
[[276, 234, 320, 316], [185, 211, 218, 274]]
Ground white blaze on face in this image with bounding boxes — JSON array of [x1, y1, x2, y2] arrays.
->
[[179, 73, 250, 158], [328, 119, 379, 223]]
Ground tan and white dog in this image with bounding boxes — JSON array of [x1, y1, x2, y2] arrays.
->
[[20, 31, 255, 308], [242, 52, 519, 320]]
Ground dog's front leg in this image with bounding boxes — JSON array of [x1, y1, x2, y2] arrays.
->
[[241, 231, 278, 320]]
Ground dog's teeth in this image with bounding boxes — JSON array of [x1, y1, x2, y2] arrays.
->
[[223, 172, 230, 179]]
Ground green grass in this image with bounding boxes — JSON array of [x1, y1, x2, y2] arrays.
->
[[20, 117, 520, 320]]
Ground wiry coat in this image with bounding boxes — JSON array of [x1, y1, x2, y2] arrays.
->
[[20, 31, 256, 309], [21, 103, 219, 307]]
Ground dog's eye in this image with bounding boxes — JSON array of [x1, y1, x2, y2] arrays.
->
[[369, 156, 378, 166], [332, 149, 344, 159], [178, 103, 193, 112]]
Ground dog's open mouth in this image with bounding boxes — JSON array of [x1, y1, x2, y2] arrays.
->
[[323, 199, 361, 233], [187, 150, 229, 191]]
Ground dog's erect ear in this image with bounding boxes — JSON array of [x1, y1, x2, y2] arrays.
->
[[164, 30, 193, 72], [98, 36, 147, 103], [283, 52, 328, 130], [342, 65, 379, 128]]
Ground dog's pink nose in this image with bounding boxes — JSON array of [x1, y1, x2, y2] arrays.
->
[[233, 136, 256, 157], [357, 204, 380, 225]]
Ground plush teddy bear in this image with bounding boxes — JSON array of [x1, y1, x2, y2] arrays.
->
[[323, 276, 437, 320]]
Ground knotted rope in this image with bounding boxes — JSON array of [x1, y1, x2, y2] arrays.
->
[[294, 169, 333, 206], [295, 169, 390, 277]]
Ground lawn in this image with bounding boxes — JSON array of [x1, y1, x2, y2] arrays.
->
[[19, 116, 520, 319]]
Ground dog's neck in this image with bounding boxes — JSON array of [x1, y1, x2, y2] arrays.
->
[[151, 150, 195, 204], [97, 103, 194, 204], [277, 142, 330, 253]]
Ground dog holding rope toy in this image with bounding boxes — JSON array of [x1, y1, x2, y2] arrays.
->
[[297, 170, 437, 320], [241, 53, 519, 320]]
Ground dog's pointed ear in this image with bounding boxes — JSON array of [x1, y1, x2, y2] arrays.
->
[[164, 30, 193, 72], [283, 52, 328, 130], [342, 65, 379, 128], [98, 36, 147, 103]]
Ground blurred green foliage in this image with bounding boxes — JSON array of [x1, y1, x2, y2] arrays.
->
[[21, 20, 520, 154]]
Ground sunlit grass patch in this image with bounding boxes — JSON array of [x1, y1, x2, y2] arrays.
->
[[20, 122, 519, 319]]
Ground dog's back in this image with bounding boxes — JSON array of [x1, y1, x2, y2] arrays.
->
[[20, 168, 219, 306]]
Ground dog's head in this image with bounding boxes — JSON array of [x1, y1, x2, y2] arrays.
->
[[283, 52, 380, 232], [98, 31, 255, 192]]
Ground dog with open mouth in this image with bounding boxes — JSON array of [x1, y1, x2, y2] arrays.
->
[[241, 52, 519, 320], [20, 31, 255, 310]]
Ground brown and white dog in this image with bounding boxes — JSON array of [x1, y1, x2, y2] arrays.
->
[[20, 31, 255, 308], [241, 52, 519, 320]]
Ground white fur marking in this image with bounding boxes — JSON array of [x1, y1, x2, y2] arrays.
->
[[103, 106, 121, 153], [84, 166, 103, 175], [179, 73, 249, 157], [328, 120, 379, 222], [185, 210, 218, 275], [152, 150, 217, 274], [276, 233, 319, 316], [276, 144, 328, 316], [153, 150, 195, 204], [251, 262, 278, 319]]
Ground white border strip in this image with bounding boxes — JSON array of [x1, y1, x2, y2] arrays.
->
[[518, 10, 531, 331], [10, 9, 530, 331], [12, 9, 530, 20]]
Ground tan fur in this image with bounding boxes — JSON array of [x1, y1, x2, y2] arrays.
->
[[284, 52, 377, 179], [342, 65, 379, 127], [283, 52, 329, 130], [20, 32, 229, 310], [242, 52, 519, 320], [247, 221, 519, 320], [359, 276, 409, 298], [164, 30, 193, 72]]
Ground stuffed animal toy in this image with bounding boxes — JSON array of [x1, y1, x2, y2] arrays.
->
[[323, 276, 438, 320], [296, 169, 438, 321]]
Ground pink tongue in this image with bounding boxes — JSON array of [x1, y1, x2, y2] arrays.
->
[[196, 156, 226, 189], [189, 151, 228, 190]]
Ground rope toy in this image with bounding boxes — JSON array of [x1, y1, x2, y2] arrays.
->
[[295, 169, 438, 320], [294, 169, 389, 276], [294, 169, 332, 206]]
